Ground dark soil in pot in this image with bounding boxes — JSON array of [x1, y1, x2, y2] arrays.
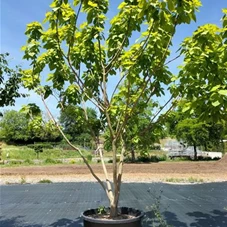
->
[[82, 207, 144, 227]]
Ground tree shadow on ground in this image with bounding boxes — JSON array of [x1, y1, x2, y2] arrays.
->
[[49, 217, 83, 227], [0, 215, 42, 227], [187, 209, 227, 227], [0, 216, 83, 227], [142, 210, 187, 227]]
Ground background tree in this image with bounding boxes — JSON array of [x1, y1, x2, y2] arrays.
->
[[0, 53, 26, 110], [175, 118, 209, 160], [177, 10, 227, 121], [21, 104, 62, 142], [104, 99, 164, 162], [59, 105, 101, 142], [0, 109, 61, 144], [206, 122, 225, 153], [0, 110, 30, 143], [28, 116, 62, 142], [166, 100, 226, 154]]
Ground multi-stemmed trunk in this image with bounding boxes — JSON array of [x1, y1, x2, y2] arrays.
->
[[108, 138, 123, 218]]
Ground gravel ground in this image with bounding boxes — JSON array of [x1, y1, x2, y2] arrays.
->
[[1, 155, 227, 184]]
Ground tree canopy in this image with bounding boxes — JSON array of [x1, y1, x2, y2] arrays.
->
[[59, 105, 101, 141], [0, 53, 26, 110], [166, 101, 226, 155], [0, 110, 61, 143], [21, 0, 227, 218], [177, 9, 227, 121]]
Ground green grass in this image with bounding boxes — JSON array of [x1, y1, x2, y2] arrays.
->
[[0, 144, 95, 167], [165, 177, 204, 183], [1, 144, 91, 160], [188, 177, 204, 183], [20, 176, 27, 184]]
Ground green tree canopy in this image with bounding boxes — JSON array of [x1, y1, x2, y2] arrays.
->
[[0, 109, 61, 144], [0, 53, 26, 109], [59, 105, 101, 141], [0, 110, 30, 143], [177, 9, 227, 121], [166, 101, 226, 154], [21, 0, 227, 217], [175, 118, 209, 159]]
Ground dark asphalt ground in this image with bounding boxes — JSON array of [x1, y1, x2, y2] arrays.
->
[[0, 182, 227, 227]]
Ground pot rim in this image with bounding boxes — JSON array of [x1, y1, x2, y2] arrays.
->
[[81, 207, 144, 224]]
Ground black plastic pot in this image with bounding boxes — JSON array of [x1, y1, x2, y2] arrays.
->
[[82, 207, 144, 227]]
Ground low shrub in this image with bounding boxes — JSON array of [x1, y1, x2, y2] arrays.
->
[[20, 176, 27, 184], [69, 159, 76, 164], [86, 154, 93, 162], [24, 159, 34, 165], [10, 160, 23, 165], [197, 156, 212, 161], [150, 156, 159, 163], [123, 157, 132, 163], [188, 177, 204, 183], [44, 158, 56, 164], [170, 156, 192, 161], [44, 158, 62, 164], [157, 154, 167, 162], [137, 155, 150, 163], [33, 143, 53, 149], [38, 179, 52, 184]]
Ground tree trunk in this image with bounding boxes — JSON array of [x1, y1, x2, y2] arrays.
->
[[131, 145, 135, 162], [193, 144, 197, 160], [110, 201, 118, 217], [204, 142, 208, 151], [111, 139, 118, 218]]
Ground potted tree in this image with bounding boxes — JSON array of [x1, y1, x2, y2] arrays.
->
[[21, 0, 208, 226]]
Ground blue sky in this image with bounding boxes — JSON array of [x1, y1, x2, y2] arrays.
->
[[1, 0, 227, 116]]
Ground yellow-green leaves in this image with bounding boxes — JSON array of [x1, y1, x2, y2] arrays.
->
[[25, 22, 43, 42], [167, 0, 175, 12], [21, 69, 40, 90], [218, 90, 227, 96], [118, 2, 127, 10], [73, 0, 80, 6], [88, 1, 98, 8], [178, 12, 227, 121]]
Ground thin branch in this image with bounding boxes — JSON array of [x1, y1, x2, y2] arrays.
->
[[67, 1, 82, 57], [111, 138, 118, 200], [52, 90, 65, 110], [98, 145, 114, 202], [98, 37, 109, 106], [114, 135, 125, 209], [115, 79, 131, 135], [55, 13, 68, 60], [54, 11, 105, 112], [129, 21, 154, 62], [41, 94, 107, 194], [115, 18, 179, 138], [81, 100, 113, 202], [140, 96, 178, 135], [165, 54, 181, 65], [109, 22, 154, 103], [150, 95, 174, 124], [67, 58, 105, 112], [105, 16, 132, 75], [110, 71, 127, 102], [105, 35, 127, 75]]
